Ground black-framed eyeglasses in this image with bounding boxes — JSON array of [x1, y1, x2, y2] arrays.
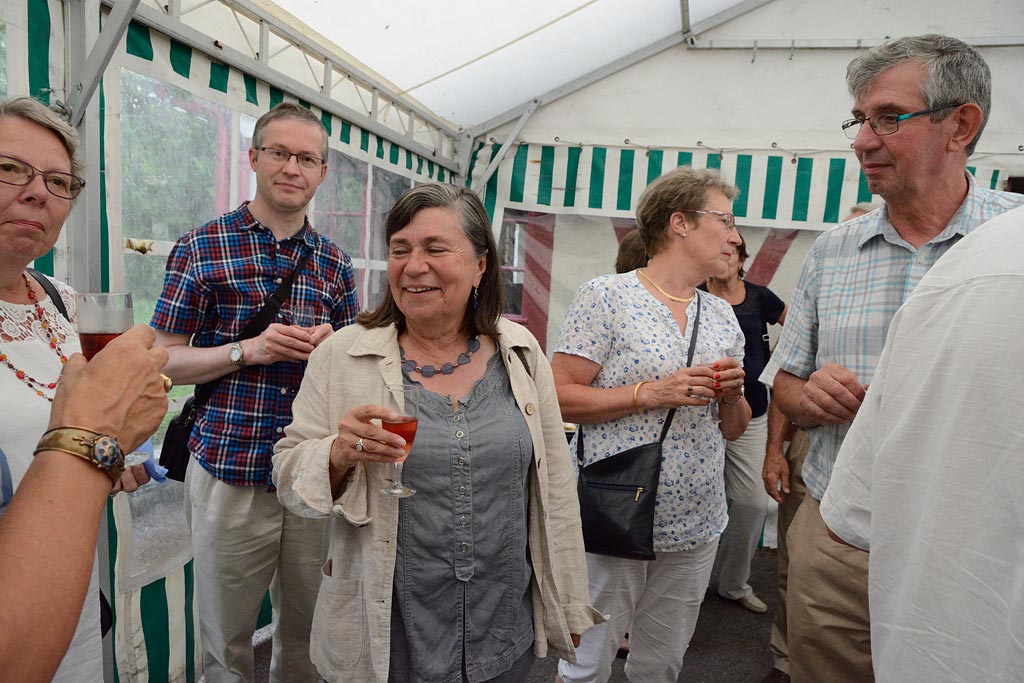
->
[[683, 209, 736, 231], [257, 146, 324, 169], [841, 103, 963, 140], [0, 154, 85, 200]]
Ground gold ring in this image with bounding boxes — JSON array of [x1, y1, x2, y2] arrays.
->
[[161, 374, 173, 392]]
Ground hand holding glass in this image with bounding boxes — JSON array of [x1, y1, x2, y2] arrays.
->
[[380, 384, 419, 498], [693, 350, 721, 423], [288, 301, 316, 329], [74, 293, 149, 467]]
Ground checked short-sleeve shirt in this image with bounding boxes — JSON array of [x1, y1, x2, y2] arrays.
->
[[771, 174, 1024, 501], [151, 202, 359, 487]]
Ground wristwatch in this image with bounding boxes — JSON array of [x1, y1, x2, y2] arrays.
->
[[34, 427, 125, 484], [229, 342, 246, 366]]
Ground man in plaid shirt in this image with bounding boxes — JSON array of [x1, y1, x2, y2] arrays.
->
[[152, 103, 358, 683], [765, 35, 1024, 683]]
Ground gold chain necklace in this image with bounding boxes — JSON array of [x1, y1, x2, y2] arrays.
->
[[637, 269, 695, 304]]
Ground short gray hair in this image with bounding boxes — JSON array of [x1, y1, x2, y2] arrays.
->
[[0, 97, 83, 177], [846, 34, 991, 155]]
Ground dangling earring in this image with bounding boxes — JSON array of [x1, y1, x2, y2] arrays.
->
[[472, 286, 479, 311]]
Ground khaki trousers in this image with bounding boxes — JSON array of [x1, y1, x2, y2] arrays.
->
[[768, 428, 808, 673], [787, 496, 872, 683], [187, 463, 327, 683]]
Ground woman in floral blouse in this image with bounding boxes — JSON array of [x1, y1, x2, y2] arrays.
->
[[552, 167, 751, 683]]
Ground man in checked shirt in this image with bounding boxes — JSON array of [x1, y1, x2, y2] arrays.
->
[[764, 35, 1024, 683], [151, 102, 358, 683]]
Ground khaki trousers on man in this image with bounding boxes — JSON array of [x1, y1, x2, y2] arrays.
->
[[768, 429, 808, 674], [787, 496, 872, 683], [187, 462, 327, 683]]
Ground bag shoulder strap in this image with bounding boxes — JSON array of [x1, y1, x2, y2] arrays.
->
[[238, 246, 313, 340], [576, 291, 702, 465], [193, 245, 313, 407], [26, 268, 70, 322]]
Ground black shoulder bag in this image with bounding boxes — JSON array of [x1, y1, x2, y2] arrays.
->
[[575, 292, 702, 561], [160, 249, 312, 481]]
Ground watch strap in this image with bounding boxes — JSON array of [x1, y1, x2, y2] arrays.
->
[[34, 426, 124, 483]]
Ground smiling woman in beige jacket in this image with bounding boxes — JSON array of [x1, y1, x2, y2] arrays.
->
[[272, 184, 601, 683]]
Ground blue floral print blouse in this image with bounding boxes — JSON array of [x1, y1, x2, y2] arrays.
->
[[555, 272, 744, 551]]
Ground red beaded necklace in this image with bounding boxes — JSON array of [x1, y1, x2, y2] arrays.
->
[[0, 273, 69, 402]]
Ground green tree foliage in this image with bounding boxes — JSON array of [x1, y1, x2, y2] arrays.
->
[[120, 70, 226, 325]]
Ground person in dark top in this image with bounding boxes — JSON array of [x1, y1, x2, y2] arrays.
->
[[701, 232, 786, 613]]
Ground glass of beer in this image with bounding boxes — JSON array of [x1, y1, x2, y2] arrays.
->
[[75, 292, 147, 467], [380, 384, 420, 498]]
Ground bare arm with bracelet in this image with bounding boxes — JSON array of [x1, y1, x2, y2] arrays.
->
[[0, 326, 168, 682]]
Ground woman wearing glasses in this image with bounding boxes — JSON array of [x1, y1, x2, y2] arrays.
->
[[553, 167, 751, 683], [0, 97, 147, 683]]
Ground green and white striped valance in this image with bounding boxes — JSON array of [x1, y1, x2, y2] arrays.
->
[[468, 141, 1011, 230]]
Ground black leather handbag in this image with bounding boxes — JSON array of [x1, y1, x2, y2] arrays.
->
[[574, 292, 702, 561], [159, 249, 312, 481], [576, 409, 677, 560]]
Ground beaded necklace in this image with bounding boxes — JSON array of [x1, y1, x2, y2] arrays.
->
[[401, 336, 481, 378], [0, 274, 69, 402]]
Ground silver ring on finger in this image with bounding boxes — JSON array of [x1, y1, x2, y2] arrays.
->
[[355, 437, 365, 452], [686, 386, 693, 395]]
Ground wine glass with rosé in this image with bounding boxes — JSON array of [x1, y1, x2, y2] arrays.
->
[[75, 292, 148, 466], [380, 384, 420, 498]]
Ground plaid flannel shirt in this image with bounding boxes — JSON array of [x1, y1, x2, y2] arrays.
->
[[151, 203, 359, 487]]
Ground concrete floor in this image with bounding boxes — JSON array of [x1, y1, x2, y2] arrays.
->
[[248, 548, 778, 683]]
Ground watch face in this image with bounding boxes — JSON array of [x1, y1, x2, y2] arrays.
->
[[92, 436, 123, 467], [230, 345, 243, 363]]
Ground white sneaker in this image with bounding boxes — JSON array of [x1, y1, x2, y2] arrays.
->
[[735, 593, 768, 614]]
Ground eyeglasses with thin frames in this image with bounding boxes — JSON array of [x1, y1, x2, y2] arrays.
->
[[0, 154, 85, 200], [257, 146, 325, 170], [841, 103, 962, 140], [683, 209, 736, 232]]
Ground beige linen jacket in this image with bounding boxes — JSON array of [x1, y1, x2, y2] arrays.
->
[[273, 318, 603, 682]]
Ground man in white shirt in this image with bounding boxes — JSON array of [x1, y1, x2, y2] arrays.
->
[[820, 205, 1024, 682]]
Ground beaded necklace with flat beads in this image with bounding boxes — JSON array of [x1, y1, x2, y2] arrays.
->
[[0, 273, 69, 402]]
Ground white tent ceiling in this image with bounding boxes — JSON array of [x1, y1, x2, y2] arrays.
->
[[264, 0, 754, 126]]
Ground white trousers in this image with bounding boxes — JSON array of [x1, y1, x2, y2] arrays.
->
[[557, 541, 719, 683], [187, 463, 327, 683], [716, 412, 773, 599]]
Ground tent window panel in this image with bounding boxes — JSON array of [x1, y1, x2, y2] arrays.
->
[[311, 149, 372, 306], [120, 69, 232, 243], [366, 166, 412, 309], [120, 252, 192, 586], [122, 472, 191, 590], [499, 216, 528, 317]]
